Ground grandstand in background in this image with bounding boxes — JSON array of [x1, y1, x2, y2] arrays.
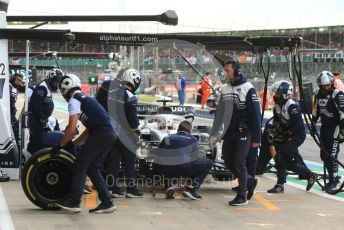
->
[[7, 24, 344, 96]]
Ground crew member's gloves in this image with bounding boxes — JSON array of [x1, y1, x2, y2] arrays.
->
[[51, 145, 62, 154], [338, 130, 344, 143]]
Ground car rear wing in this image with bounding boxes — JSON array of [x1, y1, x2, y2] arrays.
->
[[137, 104, 195, 120]]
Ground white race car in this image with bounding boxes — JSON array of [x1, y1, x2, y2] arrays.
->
[[136, 100, 233, 181]]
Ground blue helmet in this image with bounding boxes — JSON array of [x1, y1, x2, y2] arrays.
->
[[271, 80, 293, 105], [46, 68, 64, 81], [46, 68, 64, 91]]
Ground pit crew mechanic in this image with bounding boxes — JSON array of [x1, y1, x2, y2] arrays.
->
[[153, 120, 213, 200], [53, 74, 116, 213], [262, 80, 316, 193], [9, 72, 23, 142], [210, 82, 259, 195], [100, 68, 143, 198], [312, 71, 344, 189], [27, 68, 63, 154], [9, 72, 23, 124], [256, 121, 307, 178], [210, 58, 261, 206]]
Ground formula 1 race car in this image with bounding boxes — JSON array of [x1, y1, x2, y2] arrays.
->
[[136, 99, 233, 182]]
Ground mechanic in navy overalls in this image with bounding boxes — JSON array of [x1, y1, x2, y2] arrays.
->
[[261, 81, 316, 193], [103, 68, 143, 198], [210, 83, 259, 195], [9, 72, 24, 142], [28, 68, 63, 154], [9, 73, 23, 123], [312, 71, 344, 190], [210, 59, 261, 206], [53, 74, 116, 213], [153, 120, 213, 200], [256, 83, 307, 177], [256, 118, 307, 177]]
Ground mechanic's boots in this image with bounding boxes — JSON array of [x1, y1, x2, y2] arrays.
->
[[325, 176, 340, 190], [126, 188, 143, 198], [325, 181, 336, 190], [306, 173, 317, 191], [89, 201, 117, 214], [229, 195, 248, 206], [0, 169, 10, 182], [111, 188, 125, 198], [182, 187, 202, 200], [267, 184, 284, 193], [55, 199, 81, 213]]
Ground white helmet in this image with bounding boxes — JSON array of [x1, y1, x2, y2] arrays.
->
[[59, 74, 81, 101], [317, 71, 334, 86], [271, 80, 293, 99], [271, 80, 293, 105], [117, 68, 141, 92]]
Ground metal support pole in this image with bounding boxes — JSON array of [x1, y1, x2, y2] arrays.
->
[[21, 40, 30, 178]]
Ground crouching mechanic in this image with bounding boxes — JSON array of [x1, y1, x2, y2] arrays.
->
[[312, 71, 344, 189], [256, 121, 307, 177], [266, 80, 316, 193], [53, 74, 116, 213], [153, 121, 213, 200]]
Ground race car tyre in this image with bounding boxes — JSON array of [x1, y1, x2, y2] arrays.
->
[[21, 148, 75, 210]]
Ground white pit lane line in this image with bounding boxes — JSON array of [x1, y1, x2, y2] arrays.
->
[[0, 185, 15, 230], [261, 159, 344, 203]]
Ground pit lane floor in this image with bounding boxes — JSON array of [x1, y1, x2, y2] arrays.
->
[[1, 174, 344, 230], [1, 94, 343, 230]]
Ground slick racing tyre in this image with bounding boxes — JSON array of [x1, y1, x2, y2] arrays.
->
[[21, 148, 75, 210]]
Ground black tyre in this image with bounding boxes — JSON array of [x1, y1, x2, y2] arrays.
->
[[21, 148, 75, 210], [211, 163, 235, 181]]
